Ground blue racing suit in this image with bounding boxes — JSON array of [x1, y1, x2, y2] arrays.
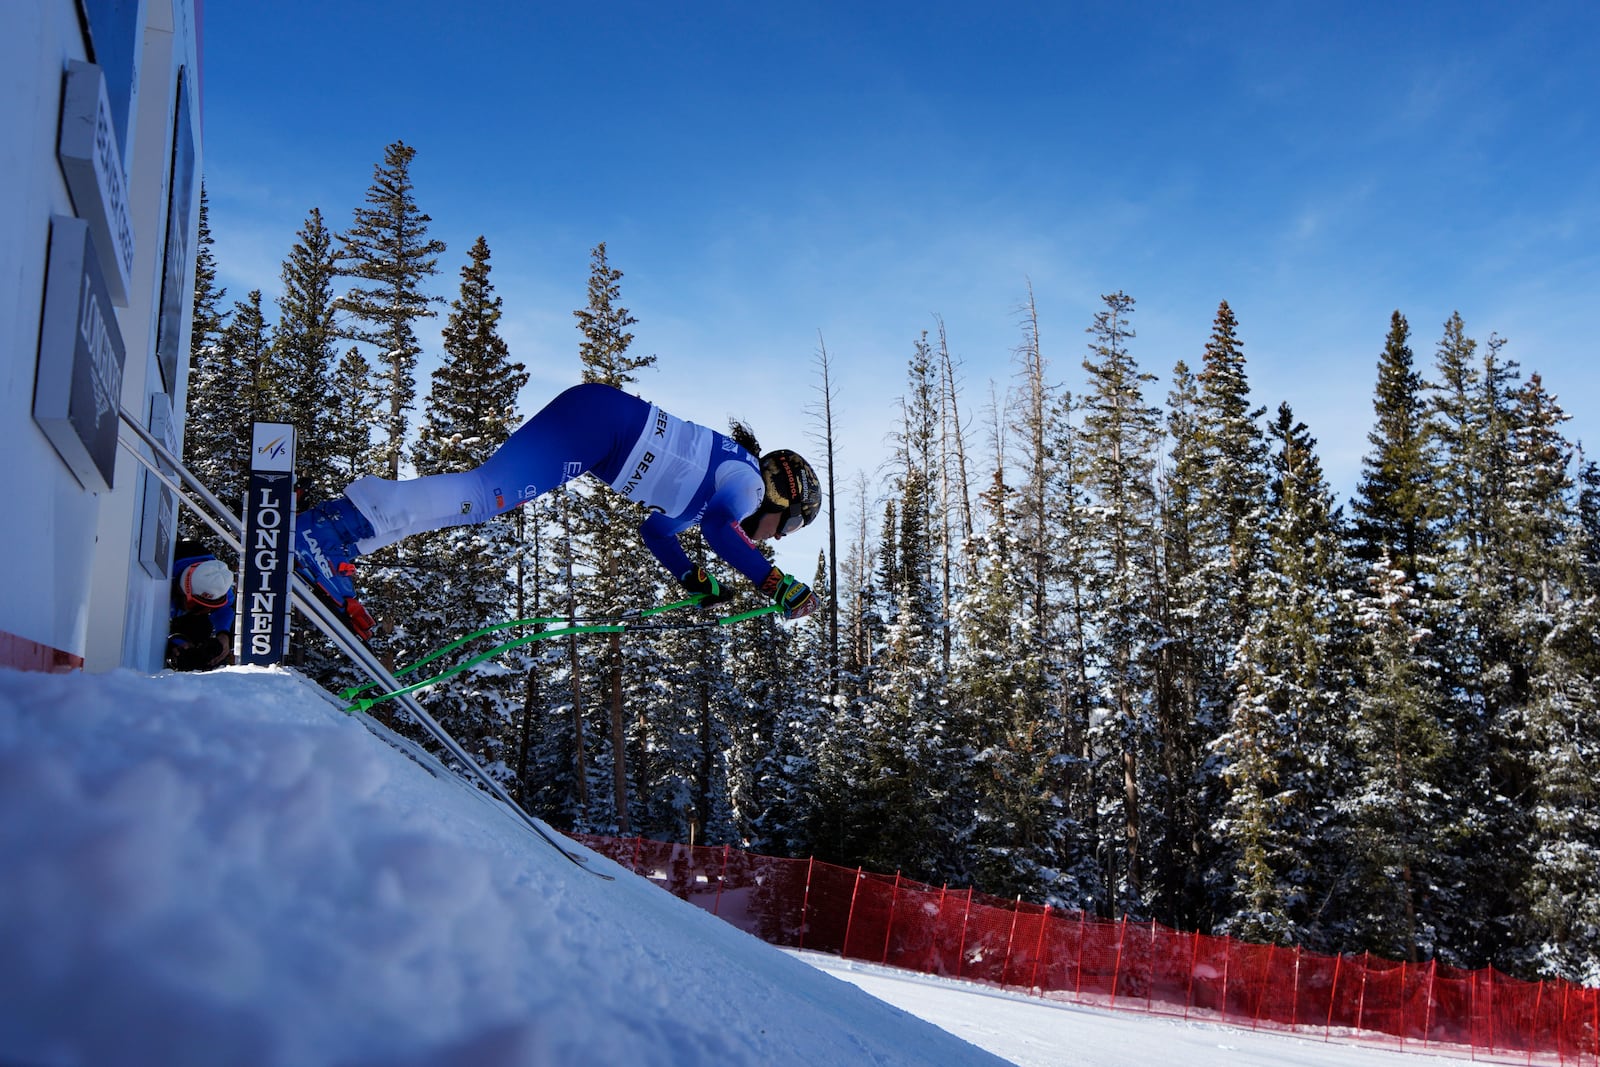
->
[[343, 383, 776, 586]]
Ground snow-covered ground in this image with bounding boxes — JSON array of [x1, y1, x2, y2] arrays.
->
[[804, 953, 1479, 1067], [0, 665, 1474, 1066]]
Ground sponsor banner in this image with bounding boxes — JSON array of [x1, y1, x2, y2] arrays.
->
[[239, 423, 296, 666], [57, 62, 134, 306], [33, 215, 126, 491], [136, 393, 177, 578]]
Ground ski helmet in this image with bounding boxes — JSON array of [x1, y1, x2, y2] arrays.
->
[[757, 450, 821, 536], [181, 559, 233, 609]]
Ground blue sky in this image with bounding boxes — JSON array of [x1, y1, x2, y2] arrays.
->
[[199, 2, 1600, 574]]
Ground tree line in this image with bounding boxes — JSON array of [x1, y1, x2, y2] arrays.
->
[[185, 141, 1600, 984]]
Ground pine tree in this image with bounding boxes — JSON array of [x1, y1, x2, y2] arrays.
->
[[568, 242, 657, 832], [180, 187, 233, 541], [1342, 556, 1451, 962], [325, 346, 383, 485], [395, 236, 530, 753], [274, 208, 341, 502], [953, 465, 1089, 901], [1153, 359, 1209, 923], [1350, 311, 1434, 582], [190, 289, 276, 515], [1156, 301, 1269, 928], [189, 184, 226, 363], [1078, 291, 1163, 916], [1216, 404, 1349, 947], [852, 468, 958, 881], [1423, 318, 1526, 965], [337, 140, 446, 480]]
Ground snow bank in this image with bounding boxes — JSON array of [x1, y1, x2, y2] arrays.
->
[[0, 665, 1001, 1067]]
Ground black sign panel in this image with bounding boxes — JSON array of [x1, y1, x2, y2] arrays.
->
[[33, 215, 126, 492], [238, 424, 297, 666]]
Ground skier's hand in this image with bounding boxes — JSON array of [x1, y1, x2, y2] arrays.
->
[[679, 567, 734, 608], [761, 568, 818, 620]]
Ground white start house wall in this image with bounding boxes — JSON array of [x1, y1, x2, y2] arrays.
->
[[1, 0, 203, 672]]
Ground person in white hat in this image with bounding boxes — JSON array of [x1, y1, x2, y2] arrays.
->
[[167, 547, 236, 671]]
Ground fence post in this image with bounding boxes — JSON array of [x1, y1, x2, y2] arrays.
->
[[1029, 905, 1051, 995], [798, 857, 814, 952], [1469, 965, 1477, 1055], [1110, 915, 1127, 1009], [1291, 946, 1302, 1030], [1396, 960, 1406, 1049], [1000, 896, 1024, 988], [1488, 967, 1496, 1055], [1220, 936, 1232, 1025], [1075, 911, 1087, 997], [1557, 980, 1568, 1067], [927, 884, 947, 975], [712, 843, 730, 916], [1146, 921, 1157, 1013], [842, 867, 864, 960], [1185, 929, 1199, 1020], [882, 872, 901, 967], [956, 888, 974, 980], [1529, 980, 1543, 1067], [1326, 953, 1342, 1040], [1356, 952, 1370, 1036]]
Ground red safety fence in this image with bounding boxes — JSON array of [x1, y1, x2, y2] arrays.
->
[[575, 834, 1600, 1064]]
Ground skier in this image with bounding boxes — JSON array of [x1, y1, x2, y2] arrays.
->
[[293, 382, 822, 638], [167, 549, 236, 671]]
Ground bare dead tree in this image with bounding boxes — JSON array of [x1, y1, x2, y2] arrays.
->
[[810, 333, 842, 697]]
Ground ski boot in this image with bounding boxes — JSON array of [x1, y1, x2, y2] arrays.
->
[[293, 495, 379, 642]]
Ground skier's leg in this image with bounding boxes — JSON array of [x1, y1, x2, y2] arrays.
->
[[344, 383, 649, 553]]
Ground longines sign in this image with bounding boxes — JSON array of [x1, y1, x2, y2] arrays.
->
[[240, 424, 297, 666]]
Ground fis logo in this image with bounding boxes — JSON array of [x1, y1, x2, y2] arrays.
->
[[257, 436, 289, 461]]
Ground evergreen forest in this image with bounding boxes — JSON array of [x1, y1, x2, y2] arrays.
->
[[184, 141, 1600, 985]]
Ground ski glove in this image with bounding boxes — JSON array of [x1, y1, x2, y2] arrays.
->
[[680, 566, 734, 608], [761, 567, 818, 620]]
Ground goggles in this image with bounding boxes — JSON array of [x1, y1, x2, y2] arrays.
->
[[777, 503, 809, 537]]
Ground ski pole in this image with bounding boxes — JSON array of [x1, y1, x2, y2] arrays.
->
[[338, 597, 708, 703], [343, 603, 780, 713]]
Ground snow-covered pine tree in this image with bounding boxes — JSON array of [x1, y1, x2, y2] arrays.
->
[[953, 464, 1089, 902], [1350, 312, 1436, 583], [325, 346, 383, 487], [1422, 318, 1527, 966], [1152, 358, 1213, 926], [569, 242, 659, 833], [1341, 554, 1452, 963], [1499, 372, 1600, 980], [273, 208, 341, 504], [179, 188, 233, 543], [336, 140, 445, 482], [1155, 302, 1270, 929], [192, 289, 276, 518], [1077, 291, 1163, 918], [854, 467, 959, 882], [392, 235, 529, 761], [1215, 404, 1349, 948]]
